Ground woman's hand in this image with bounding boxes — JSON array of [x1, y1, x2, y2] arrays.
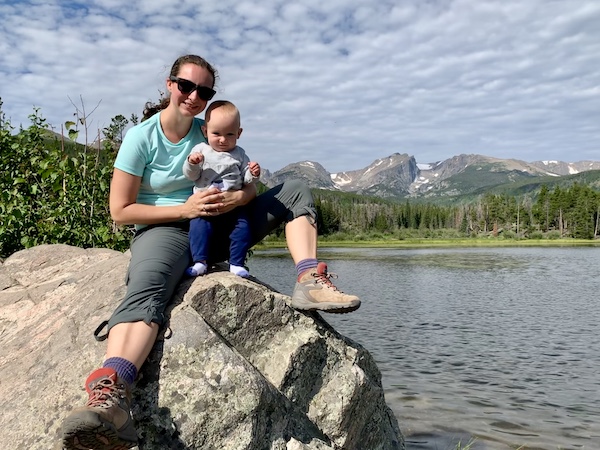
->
[[217, 189, 246, 214], [185, 183, 257, 218], [182, 187, 225, 219], [220, 183, 257, 213]]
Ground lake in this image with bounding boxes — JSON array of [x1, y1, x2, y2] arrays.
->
[[247, 246, 600, 450]]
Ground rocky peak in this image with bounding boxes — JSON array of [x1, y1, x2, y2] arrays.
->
[[267, 160, 336, 190], [262, 152, 600, 199], [530, 160, 600, 176], [328, 153, 417, 197]]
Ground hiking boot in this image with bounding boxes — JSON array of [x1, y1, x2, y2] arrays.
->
[[61, 367, 138, 450], [290, 262, 361, 313]]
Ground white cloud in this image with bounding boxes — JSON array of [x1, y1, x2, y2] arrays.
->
[[1, 0, 598, 172]]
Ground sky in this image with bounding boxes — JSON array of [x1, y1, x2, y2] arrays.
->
[[1, 0, 599, 173]]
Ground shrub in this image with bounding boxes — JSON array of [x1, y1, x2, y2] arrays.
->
[[0, 101, 130, 258], [529, 231, 544, 240]]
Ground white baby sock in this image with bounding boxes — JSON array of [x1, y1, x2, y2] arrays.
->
[[229, 264, 249, 278], [186, 262, 207, 277]]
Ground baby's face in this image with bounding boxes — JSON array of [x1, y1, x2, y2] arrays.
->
[[205, 110, 241, 152]]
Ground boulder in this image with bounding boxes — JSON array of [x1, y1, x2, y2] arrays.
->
[[0, 244, 403, 449]]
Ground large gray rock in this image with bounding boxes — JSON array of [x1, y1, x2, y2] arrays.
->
[[0, 244, 403, 450]]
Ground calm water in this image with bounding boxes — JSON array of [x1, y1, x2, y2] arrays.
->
[[247, 247, 600, 450]]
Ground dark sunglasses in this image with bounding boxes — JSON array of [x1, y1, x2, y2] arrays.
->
[[169, 76, 216, 101]]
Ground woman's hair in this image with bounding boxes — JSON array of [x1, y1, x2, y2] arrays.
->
[[142, 55, 218, 121]]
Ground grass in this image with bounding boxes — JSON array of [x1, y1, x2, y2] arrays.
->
[[255, 237, 600, 250], [454, 439, 477, 450]]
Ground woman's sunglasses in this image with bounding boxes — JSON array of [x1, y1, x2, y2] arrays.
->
[[169, 76, 216, 101]]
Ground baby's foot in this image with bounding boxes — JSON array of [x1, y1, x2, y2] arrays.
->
[[186, 262, 207, 277], [229, 264, 249, 278]]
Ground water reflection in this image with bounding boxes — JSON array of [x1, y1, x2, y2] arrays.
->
[[248, 247, 600, 449]]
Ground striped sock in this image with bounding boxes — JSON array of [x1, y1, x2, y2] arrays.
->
[[103, 357, 138, 386], [296, 258, 318, 277]]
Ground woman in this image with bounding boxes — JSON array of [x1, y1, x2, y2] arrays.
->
[[60, 54, 360, 449]]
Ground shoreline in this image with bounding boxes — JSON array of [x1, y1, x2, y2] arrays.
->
[[255, 238, 600, 249]]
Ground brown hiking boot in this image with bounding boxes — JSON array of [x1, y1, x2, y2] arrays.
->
[[61, 367, 138, 450], [290, 262, 361, 313]]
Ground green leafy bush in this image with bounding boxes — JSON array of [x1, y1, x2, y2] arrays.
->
[[547, 230, 562, 240], [502, 230, 516, 239], [0, 99, 130, 258], [529, 231, 544, 240]]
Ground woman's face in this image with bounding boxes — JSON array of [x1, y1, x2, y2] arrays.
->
[[167, 63, 214, 117]]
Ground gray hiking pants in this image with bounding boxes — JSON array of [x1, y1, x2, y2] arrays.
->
[[104, 180, 316, 331]]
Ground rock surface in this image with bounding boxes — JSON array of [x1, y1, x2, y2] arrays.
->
[[0, 244, 403, 449]]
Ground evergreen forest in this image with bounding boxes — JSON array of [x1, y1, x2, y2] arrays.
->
[[2, 100, 599, 259]]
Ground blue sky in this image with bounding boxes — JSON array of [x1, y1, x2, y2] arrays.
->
[[1, 0, 599, 173]]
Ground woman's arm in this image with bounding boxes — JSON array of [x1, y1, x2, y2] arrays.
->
[[109, 168, 225, 225]]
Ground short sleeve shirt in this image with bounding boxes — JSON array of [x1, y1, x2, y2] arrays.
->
[[114, 113, 207, 209]]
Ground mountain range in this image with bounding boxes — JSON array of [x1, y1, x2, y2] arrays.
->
[[261, 154, 600, 201]]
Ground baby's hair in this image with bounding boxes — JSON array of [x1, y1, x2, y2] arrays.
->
[[205, 100, 240, 127]]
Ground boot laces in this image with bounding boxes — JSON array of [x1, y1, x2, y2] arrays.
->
[[86, 377, 125, 408], [313, 269, 340, 291]]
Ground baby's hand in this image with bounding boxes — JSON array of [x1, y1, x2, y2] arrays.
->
[[188, 153, 204, 165], [249, 161, 261, 178]]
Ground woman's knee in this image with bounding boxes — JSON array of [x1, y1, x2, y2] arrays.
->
[[281, 179, 313, 204], [280, 179, 316, 223]]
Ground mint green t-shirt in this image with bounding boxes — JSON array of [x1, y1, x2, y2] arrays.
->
[[114, 113, 207, 224]]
